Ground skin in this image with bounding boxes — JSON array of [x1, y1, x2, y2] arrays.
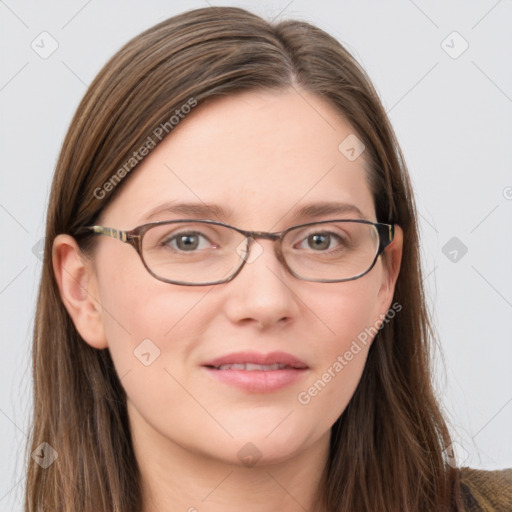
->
[[53, 88, 403, 512]]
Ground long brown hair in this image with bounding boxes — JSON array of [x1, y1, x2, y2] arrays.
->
[[26, 6, 463, 511]]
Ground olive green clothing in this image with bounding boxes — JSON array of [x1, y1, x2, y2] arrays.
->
[[460, 467, 512, 511]]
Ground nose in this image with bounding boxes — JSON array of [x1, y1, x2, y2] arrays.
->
[[222, 238, 300, 329]]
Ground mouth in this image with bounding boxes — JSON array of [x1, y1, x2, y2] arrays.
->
[[201, 351, 309, 393], [210, 363, 304, 371]]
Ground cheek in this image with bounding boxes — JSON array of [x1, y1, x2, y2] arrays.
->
[[93, 247, 213, 380], [97, 275, 212, 369], [95, 273, 222, 448], [318, 273, 382, 346], [296, 277, 382, 419]]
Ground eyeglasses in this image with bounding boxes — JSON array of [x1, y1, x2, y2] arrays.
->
[[75, 219, 394, 286]]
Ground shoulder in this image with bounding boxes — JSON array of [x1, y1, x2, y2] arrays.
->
[[459, 466, 512, 512]]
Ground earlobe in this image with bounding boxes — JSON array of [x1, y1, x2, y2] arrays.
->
[[52, 234, 108, 349]]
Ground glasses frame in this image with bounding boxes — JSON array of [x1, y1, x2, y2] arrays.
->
[[75, 218, 395, 286]]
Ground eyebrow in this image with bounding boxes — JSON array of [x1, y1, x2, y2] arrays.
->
[[142, 201, 231, 221], [294, 202, 366, 220], [141, 201, 367, 223]]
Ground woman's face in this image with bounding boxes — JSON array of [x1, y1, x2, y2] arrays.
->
[[71, 88, 401, 467]]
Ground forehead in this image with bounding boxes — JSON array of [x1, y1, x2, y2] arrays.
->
[[101, 88, 376, 229]]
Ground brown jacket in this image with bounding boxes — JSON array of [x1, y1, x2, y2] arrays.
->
[[460, 467, 512, 511]]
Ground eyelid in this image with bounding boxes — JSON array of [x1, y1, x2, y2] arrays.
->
[[286, 221, 352, 235]]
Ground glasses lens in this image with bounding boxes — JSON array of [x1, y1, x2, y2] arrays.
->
[[141, 222, 246, 284], [282, 221, 380, 281]]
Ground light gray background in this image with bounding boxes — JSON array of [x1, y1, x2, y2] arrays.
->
[[1, 1, 511, 510]]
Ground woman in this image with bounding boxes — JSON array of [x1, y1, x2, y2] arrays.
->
[[25, 6, 511, 512]]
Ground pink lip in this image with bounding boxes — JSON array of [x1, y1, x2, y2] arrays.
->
[[201, 351, 309, 393], [202, 351, 308, 368]]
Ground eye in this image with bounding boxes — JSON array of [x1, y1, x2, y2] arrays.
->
[[298, 232, 343, 251], [165, 231, 212, 251], [307, 233, 331, 250]]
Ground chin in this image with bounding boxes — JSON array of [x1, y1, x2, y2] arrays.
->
[[224, 426, 320, 467]]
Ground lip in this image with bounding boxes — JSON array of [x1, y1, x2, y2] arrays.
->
[[201, 351, 309, 393], [202, 351, 308, 369]]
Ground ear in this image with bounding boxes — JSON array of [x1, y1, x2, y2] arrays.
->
[[52, 234, 108, 349], [374, 224, 403, 317]]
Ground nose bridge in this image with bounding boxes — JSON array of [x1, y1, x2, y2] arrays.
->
[[248, 230, 281, 241], [244, 231, 288, 271]]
